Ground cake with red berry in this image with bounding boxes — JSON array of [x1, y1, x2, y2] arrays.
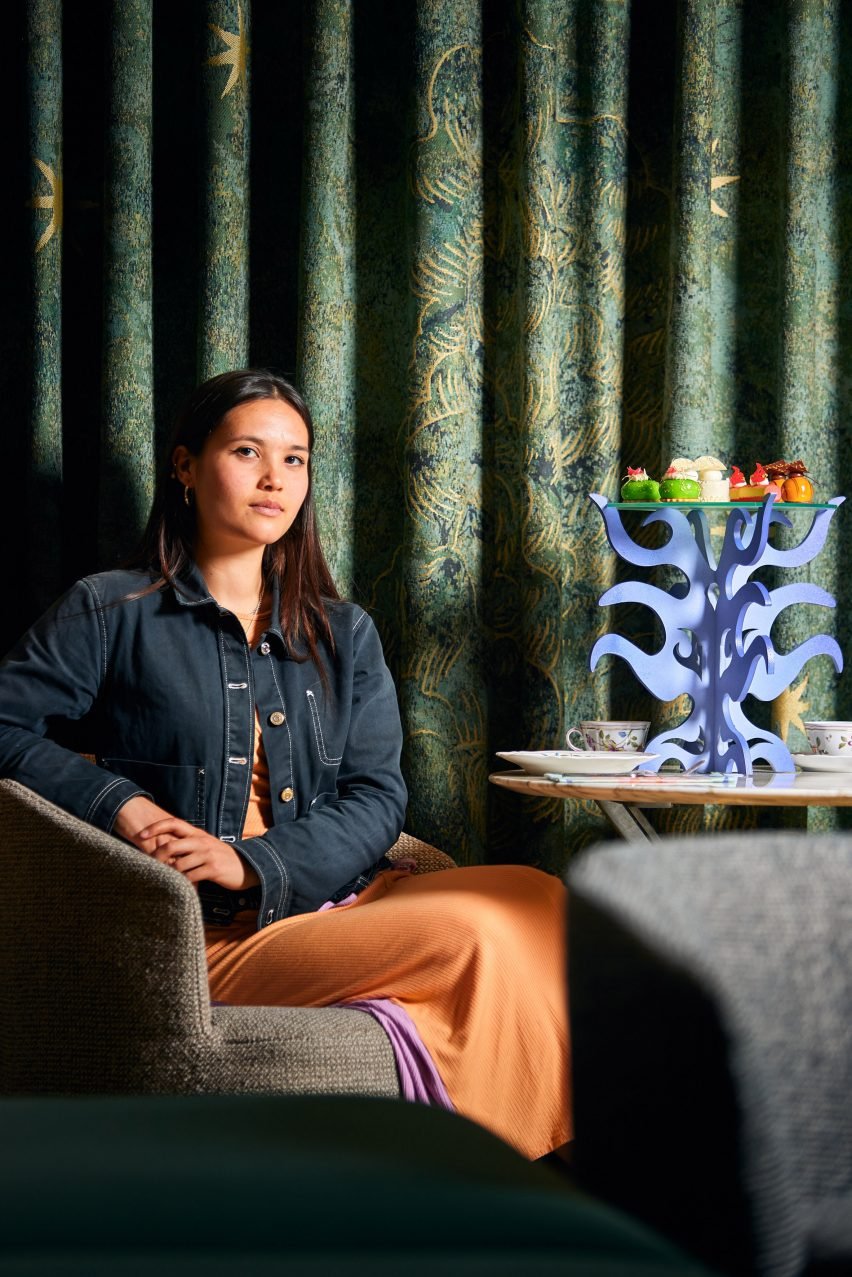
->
[[729, 464, 782, 501], [659, 459, 701, 502], [620, 467, 661, 501]]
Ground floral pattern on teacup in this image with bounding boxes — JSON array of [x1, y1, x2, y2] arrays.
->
[[590, 729, 646, 752], [808, 731, 852, 755], [568, 722, 650, 752]]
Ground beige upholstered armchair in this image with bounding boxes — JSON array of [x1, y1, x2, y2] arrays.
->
[[0, 779, 454, 1097]]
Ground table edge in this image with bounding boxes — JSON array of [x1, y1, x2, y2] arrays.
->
[[488, 769, 852, 806]]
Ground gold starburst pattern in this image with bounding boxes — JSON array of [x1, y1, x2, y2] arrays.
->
[[771, 676, 810, 743], [710, 137, 739, 218], [28, 157, 63, 252], [206, 2, 247, 98]]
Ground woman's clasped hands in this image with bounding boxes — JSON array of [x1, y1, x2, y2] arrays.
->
[[113, 795, 260, 890]]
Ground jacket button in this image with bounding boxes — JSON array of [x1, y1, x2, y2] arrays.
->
[[259, 641, 271, 655], [268, 710, 286, 726], [279, 786, 294, 803]]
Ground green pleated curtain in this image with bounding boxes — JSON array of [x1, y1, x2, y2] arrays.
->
[[7, 0, 852, 870]]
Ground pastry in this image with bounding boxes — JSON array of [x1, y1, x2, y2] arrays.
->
[[729, 465, 750, 498], [620, 467, 661, 501], [765, 459, 814, 502], [753, 463, 782, 500], [693, 455, 729, 501], [668, 457, 698, 475], [729, 464, 782, 502], [659, 464, 701, 502], [698, 469, 728, 501]]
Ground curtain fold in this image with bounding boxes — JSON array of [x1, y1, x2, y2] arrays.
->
[[100, 0, 154, 559], [12, 0, 852, 866], [781, 0, 834, 452], [199, 0, 251, 379], [26, 0, 63, 610], [773, 0, 842, 822], [400, 4, 487, 857], [664, 0, 715, 461], [298, 0, 357, 590]]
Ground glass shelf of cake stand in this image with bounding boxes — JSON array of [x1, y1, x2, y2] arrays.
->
[[607, 501, 834, 511]]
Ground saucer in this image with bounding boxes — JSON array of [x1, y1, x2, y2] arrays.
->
[[496, 750, 658, 777], [792, 752, 852, 773]]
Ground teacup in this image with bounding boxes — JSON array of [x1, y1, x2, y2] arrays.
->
[[803, 721, 852, 756], [566, 720, 650, 753]]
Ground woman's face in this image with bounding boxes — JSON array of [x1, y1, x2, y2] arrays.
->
[[174, 397, 311, 556]]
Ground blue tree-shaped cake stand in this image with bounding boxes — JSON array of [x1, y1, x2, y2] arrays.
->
[[588, 493, 845, 774]]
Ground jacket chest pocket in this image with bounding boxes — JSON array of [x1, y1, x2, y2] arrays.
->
[[305, 688, 344, 768], [101, 758, 207, 825]]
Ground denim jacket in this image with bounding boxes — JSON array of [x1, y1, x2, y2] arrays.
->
[[0, 565, 407, 929]]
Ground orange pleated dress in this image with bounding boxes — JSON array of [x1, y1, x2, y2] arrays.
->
[[204, 612, 572, 1160]]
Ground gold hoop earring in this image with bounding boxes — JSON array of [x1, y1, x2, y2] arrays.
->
[[183, 486, 192, 507]]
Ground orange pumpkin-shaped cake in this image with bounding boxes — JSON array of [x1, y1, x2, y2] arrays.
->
[[781, 474, 813, 502], [766, 460, 813, 503]]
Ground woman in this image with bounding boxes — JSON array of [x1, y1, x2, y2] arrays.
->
[[0, 369, 570, 1159]]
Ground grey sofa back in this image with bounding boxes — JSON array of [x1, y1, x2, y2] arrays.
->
[[568, 832, 852, 1277]]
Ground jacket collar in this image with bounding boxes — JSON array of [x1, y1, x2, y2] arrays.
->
[[171, 560, 286, 646], [170, 560, 215, 608]]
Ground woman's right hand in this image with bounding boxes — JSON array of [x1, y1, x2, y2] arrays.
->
[[113, 795, 176, 854]]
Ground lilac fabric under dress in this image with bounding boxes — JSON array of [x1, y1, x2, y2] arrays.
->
[[342, 997, 454, 1107], [209, 887, 454, 1108], [317, 891, 454, 1110]]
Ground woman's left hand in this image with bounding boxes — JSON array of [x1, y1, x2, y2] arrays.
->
[[136, 817, 260, 890]]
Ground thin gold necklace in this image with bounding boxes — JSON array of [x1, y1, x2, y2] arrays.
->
[[235, 582, 266, 622]]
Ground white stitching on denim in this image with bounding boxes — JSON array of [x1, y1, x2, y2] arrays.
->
[[84, 577, 109, 681], [233, 634, 253, 836], [305, 689, 343, 764], [352, 609, 367, 634], [268, 660, 286, 716], [195, 767, 206, 824], [216, 627, 231, 833], [252, 835, 287, 918], [85, 776, 129, 823], [173, 586, 214, 608]]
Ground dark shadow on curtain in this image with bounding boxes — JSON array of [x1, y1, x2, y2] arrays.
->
[[480, 0, 529, 863], [616, 0, 678, 750], [249, 0, 303, 380], [727, 0, 786, 759], [151, 0, 203, 458], [622, 0, 677, 478], [733, 0, 784, 465], [350, 3, 415, 658]]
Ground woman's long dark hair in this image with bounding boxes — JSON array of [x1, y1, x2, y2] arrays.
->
[[128, 369, 341, 663]]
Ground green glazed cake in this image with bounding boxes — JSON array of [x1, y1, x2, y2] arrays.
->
[[620, 467, 660, 501], [659, 467, 701, 501]]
